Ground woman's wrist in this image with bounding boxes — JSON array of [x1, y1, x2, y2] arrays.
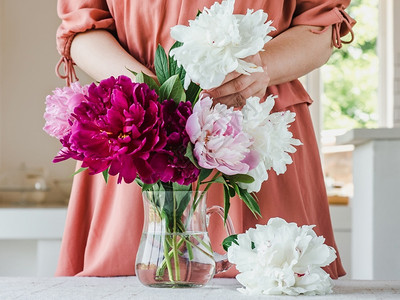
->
[[261, 25, 333, 87]]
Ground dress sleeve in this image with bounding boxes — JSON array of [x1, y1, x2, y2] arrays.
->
[[55, 0, 115, 85], [291, 0, 356, 49]]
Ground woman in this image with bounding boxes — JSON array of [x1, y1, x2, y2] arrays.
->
[[55, 0, 355, 278]]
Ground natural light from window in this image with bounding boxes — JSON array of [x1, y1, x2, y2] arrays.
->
[[322, 0, 379, 131], [321, 0, 379, 203]]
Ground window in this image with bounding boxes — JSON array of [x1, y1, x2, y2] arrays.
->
[[322, 0, 379, 131], [306, 0, 382, 203]]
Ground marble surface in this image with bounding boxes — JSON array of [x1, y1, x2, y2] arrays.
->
[[0, 277, 399, 300], [336, 127, 400, 146]]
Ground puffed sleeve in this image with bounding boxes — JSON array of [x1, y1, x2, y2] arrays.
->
[[291, 0, 355, 49], [55, 0, 115, 85]]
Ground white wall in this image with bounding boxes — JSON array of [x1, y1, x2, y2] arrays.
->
[[0, 0, 91, 203], [0, 0, 4, 170], [394, 0, 400, 126]]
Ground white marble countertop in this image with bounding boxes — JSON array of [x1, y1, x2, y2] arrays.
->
[[335, 127, 400, 145], [0, 277, 399, 300]]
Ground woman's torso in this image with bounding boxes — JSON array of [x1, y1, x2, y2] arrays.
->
[[106, 0, 311, 109]]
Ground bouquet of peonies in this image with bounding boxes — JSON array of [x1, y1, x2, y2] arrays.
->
[[44, 0, 299, 220], [43, 0, 337, 292]]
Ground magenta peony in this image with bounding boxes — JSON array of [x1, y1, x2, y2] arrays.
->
[[149, 100, 200, 185], [58, 76, 168, 184], [185, 96, 258, 175], [43, 81, 88, 140]]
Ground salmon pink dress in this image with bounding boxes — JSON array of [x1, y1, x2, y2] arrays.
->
[[55, 0, 355, 278]]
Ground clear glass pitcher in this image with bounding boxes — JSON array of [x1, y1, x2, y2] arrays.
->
[[135, 190, 234, 288]]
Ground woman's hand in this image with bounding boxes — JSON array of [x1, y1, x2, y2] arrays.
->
[[203, 25, 333, 109], [204, 53, 270, 108]]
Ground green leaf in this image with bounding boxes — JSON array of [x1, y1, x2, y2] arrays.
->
[[125, 67, 137, 77], [173, 190, 192, 223], [198, 168, 213, 183], [223, 185, 231, 224], [143, 182, 165, 215], [72, 167, 88, 176], [135, 72, 145, 83], [102, 168, 109, 183], [141, 183, 155, 192], [168, 41, 186, 85], [232, 182, 261, 217], [157, 189, 188, 232], [225, 174, 255, 184], [202, 176, 226, 185], [154, 44, 169, 85], [184, 143, 201, 169], [135, 72, 160, 94], [222, 234, 238, 252], [172, 182, 192, 192], [134, 177, 144, 187], [185, 82, 201, 104], [159, 74, 186, 103], [241, 191, 261, 217], [160, 209, 170, 231], [228, 185, 236, 197]]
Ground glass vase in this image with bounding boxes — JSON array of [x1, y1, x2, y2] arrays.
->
[[135, 190, 233, 288]]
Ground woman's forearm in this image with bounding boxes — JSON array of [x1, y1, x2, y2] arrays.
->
[[262, 25, 333, 86], [70, 29, 154, 82]]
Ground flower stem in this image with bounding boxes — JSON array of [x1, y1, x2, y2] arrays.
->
[[193, 171, 221, 211], [184, 236, 214, 259], [156, 235, 189, 279], [172, 192, 181, 282], [172, 235, 180, 281], [186, 239, 194, 261], [163, 235, 174, 282], [191, 234, 213, 253]]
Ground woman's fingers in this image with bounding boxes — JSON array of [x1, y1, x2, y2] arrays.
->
[[211, 81, 265, 108], [207, 73, 253, 99], [204, 53, 270, 108], [220, 71, 241, 85]]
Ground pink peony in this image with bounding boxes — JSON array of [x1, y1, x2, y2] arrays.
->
[[43, 82, 88, 140], [185, 96, 258, 175]]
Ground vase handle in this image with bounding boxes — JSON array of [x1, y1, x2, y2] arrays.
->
[[206, 205, 235, 274]]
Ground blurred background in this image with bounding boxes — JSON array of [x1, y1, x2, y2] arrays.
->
[[0, 0, 399, 279]]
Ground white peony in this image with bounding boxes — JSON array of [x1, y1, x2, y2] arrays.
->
[[239, 96, 302, 192], [170, 0, 275, 89], [227, 218, 337, 296]]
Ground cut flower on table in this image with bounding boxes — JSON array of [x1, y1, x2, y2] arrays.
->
[[225, 218, 337, 296]]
